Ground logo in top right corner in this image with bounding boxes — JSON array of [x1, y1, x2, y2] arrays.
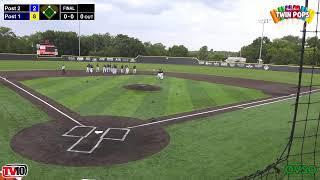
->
[[270, 5, 315, 24]]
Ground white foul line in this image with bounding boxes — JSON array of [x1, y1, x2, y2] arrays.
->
[[0, 76, 85, 126], [241, 89, 319, 110], [241, 97, 295, 109], [127, 89, 320, 129]]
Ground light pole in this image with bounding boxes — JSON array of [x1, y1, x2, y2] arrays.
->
[[258, 19, 271, 62], [78, 20, 81, 56]]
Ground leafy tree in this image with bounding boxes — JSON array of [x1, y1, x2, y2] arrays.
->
[[0, 27, 17, 53], [306, 36, 320, 48], [208, 52, 225, 61], [241, 37, 271, 63], [168, 45, 188, 57], [198, 46, 208, 60], [144, 42, 167, 56], [267, 38, 299, 65]]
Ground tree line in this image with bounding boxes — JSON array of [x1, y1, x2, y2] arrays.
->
[[0, 26, 190, 58], [240, 35, 320, 65], [196, 35, 320, 65], [0, 26, 319, 65]]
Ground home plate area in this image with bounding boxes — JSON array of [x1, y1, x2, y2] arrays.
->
[[62, 126, 131, 153], [10, 117, 169, 166]]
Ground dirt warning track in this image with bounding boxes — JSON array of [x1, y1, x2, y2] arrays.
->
[[0, 70, 316, 166]]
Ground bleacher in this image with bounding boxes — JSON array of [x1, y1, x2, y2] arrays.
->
[[135, 55, 199, 65]]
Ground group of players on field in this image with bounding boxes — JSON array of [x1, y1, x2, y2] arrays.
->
[[85, 64, 137, 75], [61, 63, 164, 80]]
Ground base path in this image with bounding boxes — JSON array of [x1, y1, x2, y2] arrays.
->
[[0, 70, 315, 166]]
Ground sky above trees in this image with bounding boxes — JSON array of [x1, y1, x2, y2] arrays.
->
[[0, 0, 319, 51]]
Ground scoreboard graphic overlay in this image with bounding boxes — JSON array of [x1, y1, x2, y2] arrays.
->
[[4, 4, 95, 20]]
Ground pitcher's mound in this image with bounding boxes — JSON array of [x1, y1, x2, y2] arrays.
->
[[123, 84, 161, 91]]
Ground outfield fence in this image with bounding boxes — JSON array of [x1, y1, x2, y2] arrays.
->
[[0, 53, 319, 74]]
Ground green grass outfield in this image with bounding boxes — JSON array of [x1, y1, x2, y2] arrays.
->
[[1, 84, 319, 179], [0, 60, 319, 85], [21, 75, 266, 120]]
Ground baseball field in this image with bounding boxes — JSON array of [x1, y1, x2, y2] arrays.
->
[[1, 60, 320, 179]]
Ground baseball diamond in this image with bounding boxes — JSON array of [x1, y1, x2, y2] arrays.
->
[[1, 2, 320, 178], [0, 69, 318, 168], [0, 63, 320, 179]]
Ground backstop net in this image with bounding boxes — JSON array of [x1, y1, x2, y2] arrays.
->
[[240, 0, 320, 179]]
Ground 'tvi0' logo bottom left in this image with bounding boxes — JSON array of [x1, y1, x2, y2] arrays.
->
[[1, 164, 28, 179]]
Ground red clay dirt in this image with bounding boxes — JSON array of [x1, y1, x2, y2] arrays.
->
[[0, 70, 311, 166]]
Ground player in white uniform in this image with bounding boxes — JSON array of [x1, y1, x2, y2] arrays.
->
[[120, 65, 124, 74], [125, 65, 129, 74], [90, 64, 93, 74], [86, 64, 90, 73], [96, 64, 100, 72], [133, 65, 137, 74], [112, 65, 117, 74], [102, 64, 107, 73], [157, 69, 164, 80], [61, 65, 66, 75], [107, 64, 111, 73]]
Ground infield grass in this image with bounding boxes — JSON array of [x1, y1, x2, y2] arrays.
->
[[1, 83, 319, 180], [0, 60, 319, 85], [21, 75, 267, 120]]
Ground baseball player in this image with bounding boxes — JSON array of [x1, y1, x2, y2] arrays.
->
[[96, 64, 100, 72], [90, 64, 93, 74], [102, 64, 107, 73], [107, 64, 111, 73], [113, 64, 117, 74], [133, 65, 137, 74], [125, 65, 130, 74], [86, 64, 90, 73], [157, 69, 164, 80], [110, 64, 113, 73], [120, 65, 124, 74], [61, 64, 66, 75]]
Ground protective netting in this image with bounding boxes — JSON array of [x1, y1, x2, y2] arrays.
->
[[239, 0, 320, 179]]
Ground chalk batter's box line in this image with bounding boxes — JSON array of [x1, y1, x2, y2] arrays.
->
[[66, 126, 97, 153], [65, 127, 130, 154], [101, 128, 131, 141], [62, 126, 97, 138]]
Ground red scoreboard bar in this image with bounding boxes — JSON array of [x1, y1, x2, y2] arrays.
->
[[4, 4, 95, 20]]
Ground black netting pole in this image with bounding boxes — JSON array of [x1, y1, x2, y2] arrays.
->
[[286, 0, 309, 158]]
